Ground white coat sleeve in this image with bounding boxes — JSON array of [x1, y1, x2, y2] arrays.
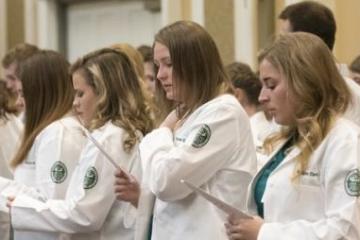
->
[[0, 122, 83, 203], [122, 148, 142, 229], [0, 134, 61, 206], [140, 104, 252, 202], [34, 125, 66, 198], [258, 132, 360, 240], [0, 177, 47, 204], [9, 137, 122, 234], [34, 121, 85, 199]]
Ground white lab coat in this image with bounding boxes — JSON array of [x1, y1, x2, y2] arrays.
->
[[0, 115, 86, 240], [247, 117, 360, 240], [0, 113, 22, 240], [336, 63, 360, 126], [139, 94, 257, 240], [249, 111, 280, 170], [10, 121, 141, 240], [344, 76, 360, 127], [250, 111, 271, 149]]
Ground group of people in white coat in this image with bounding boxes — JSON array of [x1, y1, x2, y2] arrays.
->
[[0, 1, 359, 240]]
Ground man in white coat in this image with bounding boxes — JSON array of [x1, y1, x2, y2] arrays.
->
[[278, 1, 360, 127]]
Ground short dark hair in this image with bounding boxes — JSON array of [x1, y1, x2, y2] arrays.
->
[[350, 55, 360, 74], [2, 43, 39, 69], [279, 1, 336, 50], [0, 80, 17, 118], [137, 45, 153, 63], [226, 62, 261, 106]]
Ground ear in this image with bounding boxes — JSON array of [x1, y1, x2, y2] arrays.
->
[[233, 88, 248, 106], [233, 88, 242, 101]]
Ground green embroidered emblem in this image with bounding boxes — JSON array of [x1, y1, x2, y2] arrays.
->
[[345, 169, 360, 197], [192, 124, 211, 148], [83, 166, 98, 189], [51, 161, 67, 184]]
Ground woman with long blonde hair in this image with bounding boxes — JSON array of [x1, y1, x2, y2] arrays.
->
[[8, 48, 153, 240], [111, 43, 160, 126], [226, 32, 360, 240]]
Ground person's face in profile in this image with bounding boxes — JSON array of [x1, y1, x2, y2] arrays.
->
[[258, 59, 297, 126], [154, 42, 179, 101]]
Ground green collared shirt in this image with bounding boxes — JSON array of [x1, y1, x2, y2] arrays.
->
[[254, 140, 293, 218]]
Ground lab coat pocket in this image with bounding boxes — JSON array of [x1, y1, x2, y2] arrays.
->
[[293, 184, 323, 221], [262, 182, 323, 222]]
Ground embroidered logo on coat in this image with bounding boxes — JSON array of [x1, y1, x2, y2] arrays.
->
[[51, 161, 67, 183], [192, 124, 211, 148], [345, 169, 360, 197], [83, 166, 98, 189]]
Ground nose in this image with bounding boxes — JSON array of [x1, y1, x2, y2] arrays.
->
[[15, 94, 25, 111], [73, 97, 79, 109], [6, 80, 16, 94], [157, 65, 166, 82], [258, 87, 269, 104]]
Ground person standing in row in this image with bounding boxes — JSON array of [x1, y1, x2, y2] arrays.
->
[[0, 50, 86, 240], [137, 45, 156, 96], [1, 43, 39, 114], [226, 32, 360, 240], [8, 48, 153, 240], [226, 62, 279, 169], [124, 20, 257, 240]]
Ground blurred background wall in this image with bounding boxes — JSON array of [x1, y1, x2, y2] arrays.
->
[[1, 0, 360, 75]]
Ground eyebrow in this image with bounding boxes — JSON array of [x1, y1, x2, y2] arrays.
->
[[260, 76, 272, 83], [263, 76, 273, 81], [156, 55, 170, 60]]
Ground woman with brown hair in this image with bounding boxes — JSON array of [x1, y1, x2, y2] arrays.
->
[[117, 20, 256, 240], [0, 50, 86, 240], [8, 48, 153, 240]]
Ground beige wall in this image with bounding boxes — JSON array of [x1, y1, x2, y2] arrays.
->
[[161, 0, 234, 65], [258, 0, 275, 50], [0, 0, 7, 76], [334, 0, 360, 65], [6, 0, 25, 49], [204, 0, 234, 65], [181, 0, 192, 21], [1, 0, 25, 77], [274, 0, 285, 34]]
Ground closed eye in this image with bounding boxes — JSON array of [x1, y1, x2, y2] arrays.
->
[[75, 91, 84, 97], [263, 77, 277, 90]]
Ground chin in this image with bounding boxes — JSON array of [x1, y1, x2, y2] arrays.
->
[[274, 116, 285, 125], [166, 93, 174, 100], [275, 118, 292, 126]]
